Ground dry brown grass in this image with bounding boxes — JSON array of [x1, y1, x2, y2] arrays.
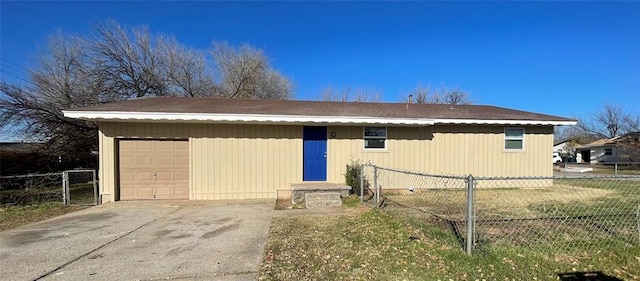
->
[[386, 184, 615, 220], [0, 203, 88, 231]]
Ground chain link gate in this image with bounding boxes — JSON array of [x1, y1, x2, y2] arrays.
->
[[62, 170, 98, 205]]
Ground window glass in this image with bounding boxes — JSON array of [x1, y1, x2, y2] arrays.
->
[[364, 127, 386, 149], [364, 127, 387, 137], [505, 128, 524, 138], [504, 128, 524, 150], [505, 140, 523, 150]]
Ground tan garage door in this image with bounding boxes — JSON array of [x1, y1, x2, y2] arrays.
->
[[118, 140, 189, 200]]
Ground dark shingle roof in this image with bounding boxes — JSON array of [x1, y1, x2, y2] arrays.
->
[[67, 97, 575, 123]]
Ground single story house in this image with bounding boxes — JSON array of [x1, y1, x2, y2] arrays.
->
[[63, 97, 576, 202], [553, 140, 574, 155], [575, 132, 640, 164]]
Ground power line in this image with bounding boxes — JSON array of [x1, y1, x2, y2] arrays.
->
[[0, 58, 31, 79], [0, 69, 36, 86]]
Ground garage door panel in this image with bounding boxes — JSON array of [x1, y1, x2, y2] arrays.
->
[[120, 187, 134, 197], [120, 172, 135, 181], [135, 171, 153, 180], [119, 140, 189, 200], [175, 172, 189, 181], [174, 156, 189, 165], [120, 156, 134, 166], [174, 189, 189, 196], [155, 186, 172, 195], [136, 141, 153, 149], [119, 141, 135, 149], [174, 141, 189, 149], [155, 157, 172, 165], [136, 156, 153, 166], [154, 141, 171, 149], [155, 172, 173, 181], [137, 187, 154, 197]]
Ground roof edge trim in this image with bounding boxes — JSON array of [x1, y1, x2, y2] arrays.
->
[[62, 111, 435, 125], [62, 111, 576, 126], [433, 118, 577, 126]]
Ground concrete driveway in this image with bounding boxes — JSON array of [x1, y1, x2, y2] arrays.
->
[[0, 200, 274, 281]]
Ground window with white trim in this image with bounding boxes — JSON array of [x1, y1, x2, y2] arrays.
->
[[364, 127, 386, 149], [504, 128, 524, 150]]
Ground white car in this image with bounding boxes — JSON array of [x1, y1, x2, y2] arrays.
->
[[553, 153, 563, 164]]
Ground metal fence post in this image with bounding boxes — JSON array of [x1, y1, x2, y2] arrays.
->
[[62, 171, 70, 205], [61, 171, 66, 205], [93, 170, 99, 205], [360, 165, 364, 203], [465, 174, 475, 255], [636, 204, 640, 245], [374, 166, 379, 207]]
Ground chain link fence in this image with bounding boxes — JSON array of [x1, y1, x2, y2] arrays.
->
[[63, 170, 98, 205], [1, 170, 98, 207], [361, 164, 640, 256], [0, 173, 63, 206]]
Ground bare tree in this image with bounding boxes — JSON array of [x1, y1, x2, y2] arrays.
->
[[92, 20, 169, 99], [578, 104, 628, 138], [255, 69, 294, 99], [160, 38, 215, 97], [402, 84, 433, 104], [402, 83, 472, 105], [1, 20, 295, 171], [321, 85, 350, 102], [211, 42, 291, 99], [319, 85, 380, 102], [624, 114, 640, 133], [0, 33, 98, 165], [353, 88, 381, 102], [436, 85, 472, 105]]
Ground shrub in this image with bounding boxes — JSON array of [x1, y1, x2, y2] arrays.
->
[[344, 159, 370, 196]]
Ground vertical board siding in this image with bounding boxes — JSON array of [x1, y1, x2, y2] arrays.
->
[[99, 122, 301, 202], [326, 125, 554, 184], [98, 122, 553, 202]]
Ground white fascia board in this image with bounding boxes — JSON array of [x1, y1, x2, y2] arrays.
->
[[62, 111, 435, 126], [433, 118, 577, 126], [62, 111, 576, 126]]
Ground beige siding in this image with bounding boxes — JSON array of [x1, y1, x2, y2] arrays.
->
[[98, 122, 553, 202], [326, 125, 553, 183], [98, 122, 301, 202]]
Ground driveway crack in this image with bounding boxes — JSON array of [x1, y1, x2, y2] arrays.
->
[[33, 206, 184, 281]]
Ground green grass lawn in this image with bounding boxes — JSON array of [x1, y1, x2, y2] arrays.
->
[[259, 208, 640, 280], [68, 183, 97, 205]]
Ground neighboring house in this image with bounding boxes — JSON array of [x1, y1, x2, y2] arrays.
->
[[63, 98, 576, 202], [553, 140, 574, 155], [575, 132, 640, 164]]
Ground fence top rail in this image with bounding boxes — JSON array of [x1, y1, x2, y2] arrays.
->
[[553, 174, 640, 179], [474, 176, 555, 181], [362, 164, 640, 181], [0, 172, 62, 179], [583, 162, 640, 165], [363, 164, 468, 180], [64, 169, 96, 173]]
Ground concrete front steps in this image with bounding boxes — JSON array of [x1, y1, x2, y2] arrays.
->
[[290, 183, 351, 208]]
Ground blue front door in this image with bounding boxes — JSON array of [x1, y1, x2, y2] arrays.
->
[[303, 126, 327, 181]]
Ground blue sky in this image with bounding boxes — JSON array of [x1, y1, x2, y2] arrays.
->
[[1, 1, 639, 120]]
